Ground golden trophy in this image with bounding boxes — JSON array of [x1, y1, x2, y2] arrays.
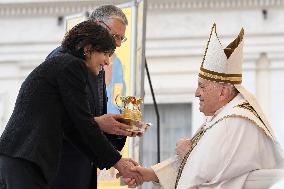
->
[[115, 96, 151, 133]]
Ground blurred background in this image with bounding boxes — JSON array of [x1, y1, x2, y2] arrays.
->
[[0, 0, 284, 188]]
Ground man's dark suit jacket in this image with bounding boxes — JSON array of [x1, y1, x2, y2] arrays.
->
[[47, 47, 126, 189], [0, 53, 122, 185]]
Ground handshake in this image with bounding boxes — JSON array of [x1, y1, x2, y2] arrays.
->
[[113, 158, 158, 188], [114, 138, 193, 188]]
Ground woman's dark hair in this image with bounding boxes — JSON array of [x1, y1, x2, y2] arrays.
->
[[61, 20, 116, 59]]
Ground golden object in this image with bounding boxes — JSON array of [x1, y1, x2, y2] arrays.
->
[[115, 96, 150, 133]]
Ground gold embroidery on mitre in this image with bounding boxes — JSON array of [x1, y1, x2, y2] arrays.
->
[[199, 68, 242, 84], [199, 24, 244, 85], [200, 23, 221, 68]]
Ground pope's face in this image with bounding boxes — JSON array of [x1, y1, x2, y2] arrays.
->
[[195, 78, 223, 116]]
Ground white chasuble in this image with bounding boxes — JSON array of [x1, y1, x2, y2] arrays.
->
[[152, 94, 283, 189]]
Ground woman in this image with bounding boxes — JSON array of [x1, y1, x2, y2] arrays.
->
[[0, 20, 139, 189]]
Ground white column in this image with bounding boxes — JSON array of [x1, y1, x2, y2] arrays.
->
[[255, 52, 271, 119]]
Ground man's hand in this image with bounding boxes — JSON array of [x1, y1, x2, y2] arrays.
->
[[122, 166, 159, 188], [113, 158, 143, 185], [176, 138, 192, 160], [94, 114, 133, 136], [116, 119, 145, 137]]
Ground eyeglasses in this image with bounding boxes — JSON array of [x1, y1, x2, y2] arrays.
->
[[96, 20, 127, 43], [112, 34, 127, 43]]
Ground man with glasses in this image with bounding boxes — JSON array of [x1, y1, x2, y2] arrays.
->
[[93, 19, 127, 116], [95, 19, 127, 47], [46, 5, 134, 189]]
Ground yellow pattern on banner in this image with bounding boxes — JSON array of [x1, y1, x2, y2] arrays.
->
[[97, 7, 132, 189], [114, 8, 131, 97]]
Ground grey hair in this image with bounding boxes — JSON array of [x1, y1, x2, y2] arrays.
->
[[210, 81, 239, 98], [219, 83, 239, 98], [90, 5, 128, 25]]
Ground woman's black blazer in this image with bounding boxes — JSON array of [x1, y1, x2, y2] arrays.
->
[[0, 53, 121, 184]]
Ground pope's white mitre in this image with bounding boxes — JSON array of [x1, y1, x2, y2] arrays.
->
[[199, 23, 276, 141], [199, 23, 244, 84]]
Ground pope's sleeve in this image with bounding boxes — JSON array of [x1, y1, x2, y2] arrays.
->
[[177, 117, 267, 188], [151, 156, 179, 189]]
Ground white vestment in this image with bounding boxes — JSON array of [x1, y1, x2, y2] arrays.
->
[[151, 94, 283, 189]]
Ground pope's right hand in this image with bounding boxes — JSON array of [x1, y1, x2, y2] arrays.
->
[[120, 166, 159, 188]]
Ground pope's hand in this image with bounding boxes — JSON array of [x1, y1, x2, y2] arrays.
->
[[121, 166, 159, 188], [176, 138, 192, 160], [113, 158, 143, 185]]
